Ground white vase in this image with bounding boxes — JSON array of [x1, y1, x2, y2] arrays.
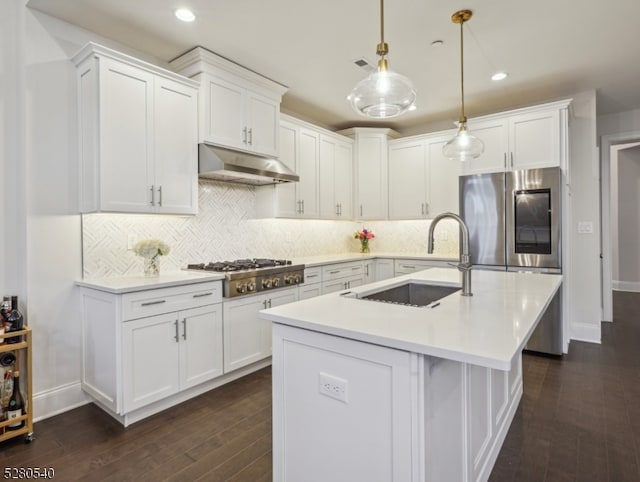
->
[[143, 255, 160, 277]]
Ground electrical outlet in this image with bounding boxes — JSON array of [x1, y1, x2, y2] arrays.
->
[[319, 372, 348, 403], [127, 234, 137, 250], [578, 221, 593, 234]]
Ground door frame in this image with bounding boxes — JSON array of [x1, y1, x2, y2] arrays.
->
[[600, 131, 640, 321]]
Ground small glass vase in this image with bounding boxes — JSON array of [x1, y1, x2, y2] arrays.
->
[[143, 254, 160, 277], [360, 239, 370, 254]]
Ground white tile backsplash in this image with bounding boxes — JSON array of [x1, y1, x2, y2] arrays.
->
[[82, 180, 459, 278]]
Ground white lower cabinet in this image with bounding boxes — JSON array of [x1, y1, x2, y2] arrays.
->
[[80, 281, 223, 424], [374, 258, 395, 281], [223, 288, 298, 373], [273, 323, 524, 482], [321, 261, 364, 294], [122, 303, 222, 412]]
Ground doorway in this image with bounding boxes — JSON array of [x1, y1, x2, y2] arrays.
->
[[601, 133, 640, 321]]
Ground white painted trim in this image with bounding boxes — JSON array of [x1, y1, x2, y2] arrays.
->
[[613, 281, 640, 292], [570, 321, 602, 343], [32, 382, 91, 422], [600, 132, 640, 322]]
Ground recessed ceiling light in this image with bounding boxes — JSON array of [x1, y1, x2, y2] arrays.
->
[[491, 72, 508, 81], [431, 40, 444, 47], [409, 104, 417, 111], [175, 8, 195, 22]]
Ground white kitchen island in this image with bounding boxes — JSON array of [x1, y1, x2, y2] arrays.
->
[[260, 268, 562, 482]]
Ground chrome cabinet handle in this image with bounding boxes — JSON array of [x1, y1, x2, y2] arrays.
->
[[425, 202, 429, 215], [336, 203, 340, 216], [158, 186, 163, 207], [263, 299, 268, 309], [248, 128, 253, 145], [268, 298, 272, 308], [365, 265, 369, 276], [150, 185, 155, 206], [351, 267, 361, 271], [403, 265, 415, 269], [141, 300, 166, 306], [360, 205, 363, 216], [301, 200, 305, 214], [510, 152, 514, 168], [182, 318, 187, 340], [242, 127, 247, 144], [504, 153, 507, 169], [307, 274, 318, 279], [192, 292, 213, 298], [174, 320, 179, 342], [329, 270, 340, 274], [421, 203, 425, 215]]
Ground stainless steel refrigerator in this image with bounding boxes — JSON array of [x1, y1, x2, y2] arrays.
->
[[459, 167, 563, 355]]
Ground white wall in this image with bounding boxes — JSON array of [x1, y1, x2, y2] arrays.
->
[[566, 91, 601, 344], [598, 108, 640, 138], [616, 145, 640, 290]]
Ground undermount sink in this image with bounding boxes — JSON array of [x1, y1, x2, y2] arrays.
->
[[358, 282, 461, 308]]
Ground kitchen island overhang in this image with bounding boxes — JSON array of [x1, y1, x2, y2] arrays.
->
[[261, 268, 562, 482], [261, 267, 562, 371]]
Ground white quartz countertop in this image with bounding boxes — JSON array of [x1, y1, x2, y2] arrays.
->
[[76, 270, 225, 293], [260, 268, 562, 370]]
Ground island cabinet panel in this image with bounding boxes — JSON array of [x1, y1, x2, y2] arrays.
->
[[467, 365, 492, 480], [272, 323, 418, 482]]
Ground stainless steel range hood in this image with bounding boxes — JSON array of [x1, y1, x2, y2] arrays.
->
[[198, 143, 299, 185]]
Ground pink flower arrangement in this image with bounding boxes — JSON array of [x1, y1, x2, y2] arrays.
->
[[354, 228, 375, 241], [354, 228, 375, 253]]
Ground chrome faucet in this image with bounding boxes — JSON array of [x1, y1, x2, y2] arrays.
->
[[427, 212, 473, 296]]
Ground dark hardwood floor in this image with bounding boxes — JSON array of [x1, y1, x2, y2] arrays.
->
[[2, 291, 639, 481]]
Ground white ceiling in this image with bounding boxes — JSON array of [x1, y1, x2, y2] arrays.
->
[[27, 0, 640, 133]]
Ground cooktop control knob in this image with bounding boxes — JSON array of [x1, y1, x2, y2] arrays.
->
[[294, 274, 301, 284], [272, 278, 280, 287], [247, 281, 256, 292], [236, 283, 247, 293], [262, 278, 272, 289]]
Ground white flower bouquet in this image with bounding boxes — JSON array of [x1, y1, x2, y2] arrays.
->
[[133, 239, 170, 276]]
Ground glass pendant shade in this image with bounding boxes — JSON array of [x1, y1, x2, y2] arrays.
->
[[349, 65, 417, 118], [442, 122, 485, 161]]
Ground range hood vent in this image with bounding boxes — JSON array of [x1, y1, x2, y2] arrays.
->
[[198, 143, 299, 185]]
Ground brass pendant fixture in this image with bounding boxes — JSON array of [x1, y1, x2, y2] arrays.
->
[[347, 0, 416, 118], [443, 9, 485, 161]]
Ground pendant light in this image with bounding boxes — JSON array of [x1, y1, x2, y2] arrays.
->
[[348, 0, 416, 118], [443, 9, 484, 161]]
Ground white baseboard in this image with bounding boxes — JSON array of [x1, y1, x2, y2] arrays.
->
[[570, 321, 602, 344], [32, 381, 91, 422], [612, 280, 640, 292]]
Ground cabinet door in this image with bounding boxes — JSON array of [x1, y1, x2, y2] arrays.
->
[[268, 121, 298, 218], [223, 296, 267, 373], [363, 261, 375, 284], [427, 135, 460, 216], [179, 304, 223, 389], [334, 140, 353, 218], [123, 312, 180, 412], [355, 133, 388, 219], [319, 136, 338, 219], [247, 92, 279, 157], [154, 77, 198, 215], [374, 259, 395, 281], [509, 109, 560, 170], [204, 75, 245, 150], [299, 284, 322, 300], [99, 58, 154, 213], [297, 128, 320, 218], [462, 119, 509, 175], [389, 140, 427, 219], [322, 279, 349, 294], [265, 289, 298, 356]]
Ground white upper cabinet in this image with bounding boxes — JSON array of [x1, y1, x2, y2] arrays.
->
[[340, 128, 399, 220], [73, 43, 198, 215], [388, 131, 459, 219], [170, 47, 287, 158], [319, 133, 353, 219], [256, 115, 353, 219], [462, 100, 570, 175]]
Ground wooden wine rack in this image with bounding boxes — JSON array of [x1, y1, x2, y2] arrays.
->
[[0, 327, 33, 443]]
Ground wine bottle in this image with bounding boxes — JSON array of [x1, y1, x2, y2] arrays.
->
[[6, 296, 23, 344], [6, 370, 25, 430], [0, 297, 10, 345]]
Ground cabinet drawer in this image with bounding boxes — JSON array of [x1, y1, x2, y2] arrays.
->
[[394, 259, 451, 276], [303, 267, 322, 284], [322, 261, 364, 281], [122, 281, 222, 321]]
